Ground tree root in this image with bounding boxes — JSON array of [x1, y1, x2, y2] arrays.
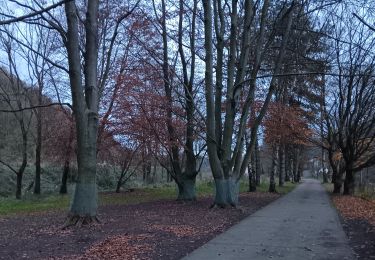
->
[[209, 203, 226, 209], [210, 202, 239, 209], [62, 215, 101, 230]]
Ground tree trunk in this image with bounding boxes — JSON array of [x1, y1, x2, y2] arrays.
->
[[142, 161, 151, 184], [16, 132, 28, 199], [116, 178, 122, 193], [343, 170, 355, 195], [69, 145, 98, 217], [212, 177, 239, 207], [247, 165, 256, 192], [34, 86, 43, 195], [34, 117, 42, 194], [321, 149, 328, 183], [16, 173, 22, 199], [60, 123, 74, 195], [293, 149, 300, 182], [255, 135, 261, 186], [177, 177, 196, 201], [269, 145, 278, 193], [333, 180, 342, 194], [203, 0, 228, 206], [297, 160, 302, 182], [278, 144, 285, 187], [322, 170, 328, 183], [331, 165, 337, 185], [284, 150, 291, 182], [64, 0, 100, 224], [60, 160, 70, 194], [248, 157, 256, 192], [328, 148, 342, 193]]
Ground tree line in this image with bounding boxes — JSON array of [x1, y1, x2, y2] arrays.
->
[[0, 0, 374, 224]]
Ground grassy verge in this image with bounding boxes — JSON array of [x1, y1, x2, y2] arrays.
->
[[323, 182, 334, 193], [0, 194, 70, 216], [0, 180, 298, 216], [323, 182, 375, 200]]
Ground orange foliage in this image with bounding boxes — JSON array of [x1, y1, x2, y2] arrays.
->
[[263, 102, 312, 145]]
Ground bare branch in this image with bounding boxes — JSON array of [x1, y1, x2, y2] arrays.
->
[[0, 102, 72, 113], [0, 0, 71, 25], [353, 13, 375, 32]]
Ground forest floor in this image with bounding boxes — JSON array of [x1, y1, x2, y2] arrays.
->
[[331, 194, 375, 260], [0, 184, 293, 260]]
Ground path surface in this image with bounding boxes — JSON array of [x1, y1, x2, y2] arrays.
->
[[183, 179, 356, 260]]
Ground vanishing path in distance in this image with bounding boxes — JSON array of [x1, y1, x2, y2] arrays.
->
[[184, 179, 355, 260]]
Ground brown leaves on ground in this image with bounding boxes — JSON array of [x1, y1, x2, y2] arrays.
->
[[80, 234, 154, 260], [332, 195, 375, 225], [148, 224, 202, 238], [332, 194, 375, 260], [0, 192, 280, 260]]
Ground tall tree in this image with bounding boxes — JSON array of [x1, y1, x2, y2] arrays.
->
[[63, 0, 101, 223], [203, 0, 296, 207]]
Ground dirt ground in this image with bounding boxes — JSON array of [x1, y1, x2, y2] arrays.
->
[[332, 195, 375, 260], [0, 192, 280, 260]]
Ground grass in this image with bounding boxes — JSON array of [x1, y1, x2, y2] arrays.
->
[[323, 182, 334, 193], [0, 194, 70, 216], [0, 180, 298, 216]]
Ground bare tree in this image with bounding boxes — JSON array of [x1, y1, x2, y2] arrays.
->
[[203, 0, 296, 207], [0, 32, 33, 199]]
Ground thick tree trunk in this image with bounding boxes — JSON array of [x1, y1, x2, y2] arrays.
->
[[60, 160, 70, 194], [333, 180, 342, 194], [203, 0, 227, 202], [177, 177, 197, 201], [331, 168, 336, 184], [332, 168, 344, 194], [69, 155, 97, 217], [212, 177, 239, 207], [343, 170, 355, 195], [69, 112, 98, 218], [64, 0, 100, 224]]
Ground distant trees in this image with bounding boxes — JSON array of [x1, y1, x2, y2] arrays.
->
[[264, 102, 312, 191], [0, 69, 32, 199]]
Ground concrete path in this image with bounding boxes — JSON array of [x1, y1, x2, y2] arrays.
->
[[183, 179, 356, 260]]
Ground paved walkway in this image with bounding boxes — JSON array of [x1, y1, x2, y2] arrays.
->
[[183, 179, 356, 260]]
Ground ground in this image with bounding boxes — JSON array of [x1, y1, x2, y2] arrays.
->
[[0, 191, 280, 260], [331, 195, 375, 260]]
